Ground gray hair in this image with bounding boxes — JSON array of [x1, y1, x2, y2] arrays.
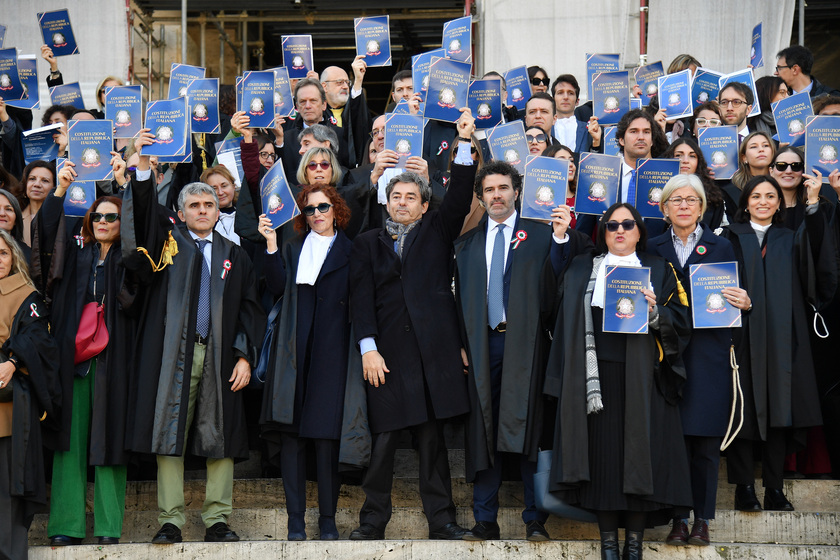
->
[[177, 182, 219, 213], [298, 124, 339, 155], [658, 174, 707, 223], [385, 171, 431, 204]]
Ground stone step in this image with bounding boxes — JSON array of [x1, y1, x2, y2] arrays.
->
[[27, 539, 840, 560], [28, 506, 840, 546]]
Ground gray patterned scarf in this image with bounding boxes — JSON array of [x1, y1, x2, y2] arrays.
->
[[385, 217, 421, 259], [584, 254, 606, 414]]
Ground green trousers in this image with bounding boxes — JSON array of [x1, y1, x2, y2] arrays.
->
[[48, 361, 127, 539], [156, 342, 234, 528]]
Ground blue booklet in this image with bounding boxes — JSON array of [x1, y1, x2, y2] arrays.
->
[[391, 99, 419, 115], [0, 25, 5, 49], [0, 48, 26, 101], [186, 78, 220, 134], [521, 155, 569, 221], [503, 65, 530, 112], [67, 119, 114, 182], [468, 78, 503, 128], [585, 53, 621, 100], [411, 48, 446, 102], [602, 265, 651, 334], [214, 138, 245, 188], [691, 67, 722, 109], [602, 126, 620, 156], [772, 91, 812, 148], [143, 97, 188, 157], [719, 69, 760, 117], [6, 54, 38, 109], [697, 125, 739, 180], [49, 82, 84, 110], [805, 116, 840, 180], [240, 71, 276, 129], [689, 261, 742, 329], [384, 113, 424, 168], [634, 61, 664, 107], [21, 124, 62, 164], [634, 158, 680, 218], [423, 57, 471, 123], [282, 35, 313, 79], [657, 69, 693, 119], [157, 152, 193, 164], [168, 63, 205, 99], [486, 120, 529, 175], [105, 85, 143, 139], [592, 70, 630, 126], [260, 159, 301, 229], [442, 16, 472, 64], [354, 16, 391, 67], [750, 23, 763, 68], [575, 152, 622, 215], [64, 182, 96, 217], [37, 9, 79, 57], [630, 97, 642, 110], [268, 66, 295, 117]]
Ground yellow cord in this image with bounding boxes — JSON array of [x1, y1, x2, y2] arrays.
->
[[136, 231, 179, 272]]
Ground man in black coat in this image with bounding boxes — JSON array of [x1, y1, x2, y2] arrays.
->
[[348, 109, 477, 541], [775, 45, 840, 99], [321, 55, 372, 168]]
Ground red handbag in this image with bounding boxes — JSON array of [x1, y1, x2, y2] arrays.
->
[[74, 301, 109, 365]]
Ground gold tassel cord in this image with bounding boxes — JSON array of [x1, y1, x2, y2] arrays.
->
[[136, 231, 179, 272]]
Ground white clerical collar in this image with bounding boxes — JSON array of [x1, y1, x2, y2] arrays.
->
[[749, 221, 771, 234]]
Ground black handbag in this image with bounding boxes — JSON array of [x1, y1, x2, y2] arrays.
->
[[250, 297, 283, 390], [533, 449, 598, 523]]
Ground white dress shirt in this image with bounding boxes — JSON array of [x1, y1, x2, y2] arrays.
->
[[553, 116, 578, 149]]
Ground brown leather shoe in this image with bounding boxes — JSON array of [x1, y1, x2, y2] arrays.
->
[[665, 518, 689, 546], [688, 518, 710, 546]]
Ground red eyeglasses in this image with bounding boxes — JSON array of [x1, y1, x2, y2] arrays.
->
[[307, 161, 331, 171]]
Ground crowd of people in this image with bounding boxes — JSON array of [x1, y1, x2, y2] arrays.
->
[[0, 30, 839, 560]]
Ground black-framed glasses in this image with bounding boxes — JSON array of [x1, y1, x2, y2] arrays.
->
[[694, 117, 721, 126], [605, 219, 636, 232], [526, 133, 547, 144], [667, 196, 701, 207], [719, 99, 746, 108], [307, 161, 331, 171], [530, 77, 549, 87], [369, 128, 384, 139], [775, 64, 791, 72], [91, 212, 120, 223], [773, 161, 804, 172], [259, 151, 278, 161], [302, 202, 333, 216]]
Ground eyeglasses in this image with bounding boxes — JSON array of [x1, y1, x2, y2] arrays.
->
[[369, 128, 385, 139], [773, 161, 804, 172], [666, 196, 701, 207], [259, 151, 278, 161], [775, 64, 791, 72], [694, 117, 721, 126], [530, 77, 549, 87], [526, 133, 547, 144], [307, 161, 331, 171], [719, 99, 746, 108], [605, 219, 636, 232], [302, 202, 333, 216], [91, 212, 120, 223], [324, 79, 351, 87]]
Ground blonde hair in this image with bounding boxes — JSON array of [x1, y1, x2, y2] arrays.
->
[[297, 147, 341, 186], [0, 229, 34, 288], [96, 75, 125, 109], [667, 54, 701, 75]]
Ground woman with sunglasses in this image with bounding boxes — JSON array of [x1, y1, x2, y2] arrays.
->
[[526, 126, 549, 155], [40, 159, 140, 546], [528, 66, 550, 95], [662, 137, 729, 230], [258, 181, 358, 541], [546, 202, 692, 560]]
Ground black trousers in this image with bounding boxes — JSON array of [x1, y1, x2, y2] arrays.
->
[[278, 433, 340, 519], [684, 435, 722, 520], [0, 437, 29, 560], [726, 428, 787, 490], [359, 418, 456, 532]]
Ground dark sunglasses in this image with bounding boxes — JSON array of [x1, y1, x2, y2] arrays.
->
[[605, 219, 636, 232], [302, 202, 333, 216], [307, 161, 331, 171], [773, 161, 804, 172], [91, 212, 120, 223], [526, 133, 547, 144], [530, 77, 549, 87]]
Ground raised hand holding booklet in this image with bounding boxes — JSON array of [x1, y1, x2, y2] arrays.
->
[[266, 66, 295, 118], [442, 16, 472, 64], [602, 126, 620, 156], [186, 78, 220, 134], [354, 16, 391, 67], [105, 85, 143, 139], [49, 82, 84, 110], [805, 116, 840, 180], [521, 155, 569, 221], [585, 53, 620, 100], [67, 119, 114, 182], [634, 158, 680, 219], [21, 124, 62, 164], [634, 62, 664, 107], [719, 69, 761, 117], [0, 48, 26, 101], [657, 69, 693, 119], [575, 152, 622, 215], [411, 48, 446, 103], [772, 91, 812, 148], [64, 182, 96, 217], [260, 159, 300, 229], [282, 35, 313, 79], [468, 78, 503, 128], [750, 23, 763, 68], [602, 266, 651, 334], [486, 120, 529, 175], [697, 125, 739, 180], [423, 57, 471, 123], [143, 97, 188, 158], [168, 63, 205, 99], [503, 65, 530, 112], [240, 71, 276, 129], [592, 70, 630, 126], [37, 9, 79, 57], [691, 67, 723, 109], [7, 55, 38, 110], [384, 113, 424, 168], [689, 261, 741, 329]]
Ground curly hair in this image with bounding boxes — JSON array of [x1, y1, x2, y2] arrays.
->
[[293, 184, 351, 235], [81, 196, 122, 246], [473, 160, 522, 199]]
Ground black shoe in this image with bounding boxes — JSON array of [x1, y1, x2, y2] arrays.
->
[[349, 523, 384, 540], [763, 488, 794, 511], [734, 484, 762, 511], [600, 530, 620, 560], [287, 513, 306, 541], [151, 523, 182, 544], [204, 522, 240, 542], [429, 522, 467, 540], [462, 520, 500, 541], [622, 529, 644, 560], [687, 518, 710, 546], [97, 536, 120, 545], [49, 535, 82, 546], [525, 520, 550, 542], [665, 518, 689, 546]]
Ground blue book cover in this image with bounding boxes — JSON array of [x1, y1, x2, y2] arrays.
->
[[354, 16, 391, 67], [602, 266, 651, 334], [772, 91, 812, 148], [634, 158, 680, 219], [260, 159, 300, 229], [719, 69, 760, 117], [21, 124, 62, 164], [468, 78, 503, 128], [105, 85, 143, 139], [63, 182, 96, 217], [575, 152, 622, 215], [585, 53, 620, 100], [168, 63, 205, 99], [630, 97, 642, 110], [691, 67, 722, 109], [657, 69, 693, 119], [384, 113, 424, 167], [37, 9, 79, 57], [187, 78, 220, 134], [282, 35, 313, 79], [268, 66, 295, 117], [634, 61, 664, 107], [486, 120, 529, 175], [442, 16, 472, 64], [697, 125, 739, 180], [67, 119, 114, 182], [0, 48, 25, 101], [592, 70, 630, 126], [521, 155, 569, 221], [240, 71, 276, 129], [49, 82, 84, 110], [6, 54, 38, 110], [0, 25, 5, 48], [390, 99, 412, 114], [750, 23, 763, 68], [423, 57, 471, 123], [144, 97, 188, 157], [602, 126, 620, 156], [411, 48, 446, 102], [503, 65, 530, 112], [157, 152, 193, 164], [689, 261, 742, 329], [805, 116, 840, 181], [214, 138, 245, 187]]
